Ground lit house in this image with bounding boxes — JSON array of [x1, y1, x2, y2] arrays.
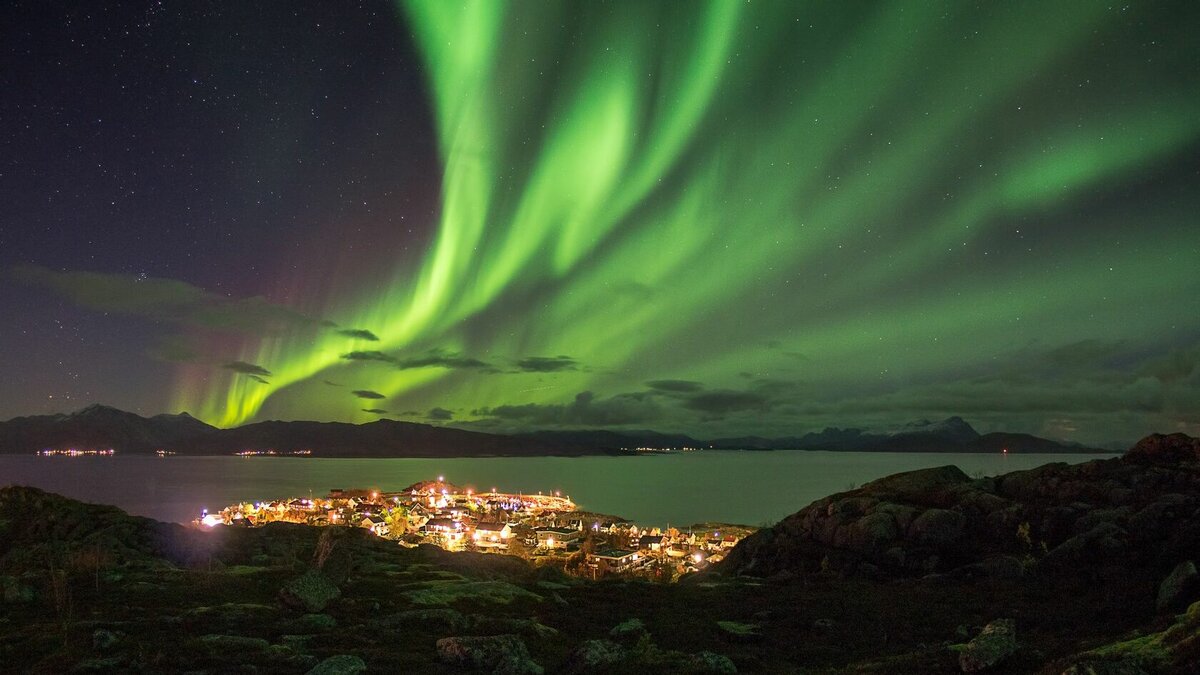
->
[[360, 515, 389, 537], [536, 526, 581, 549], [589, 549, 640, 575], [638, 534, 666, 552], [424, 517, 464, 545], [424, 517, 458, 534], [472, 521, 512, 549]]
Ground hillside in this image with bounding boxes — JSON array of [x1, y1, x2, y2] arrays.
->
[[0, 435, 1196, 672]]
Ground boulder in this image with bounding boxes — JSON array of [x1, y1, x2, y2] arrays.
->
[[844, 511, 899, 553], [609, 618, 649, 645], [312, 526, 356, 585], [306, 654, 367, 675], [688, 651, 738, 673], [280, 569, 341, 613], [282, 613, 338, 634], [382, 608, 468, 632], [958, 619, 1017, 672], [910, 508, 967, 546], [866, 465, 971, 504], [1060, 661, 1152, 674], [566, 639, 626, 671], [1156, 561, 1199, 612], [196, 634, 271, 655], [1044, 523, 1127, 567], [91, 628, 122, 652], [951, 555, 1026, 580], [471, 615, 559, 639], [716, 620, 762, 642], [436, 634, 543, 674], [1125, 433, 1200, 465]]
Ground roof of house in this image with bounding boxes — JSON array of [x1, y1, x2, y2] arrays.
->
[[638, 535, 664, 545], [475, 521, 508, 532], [536, 526, 578, 535], [592, 549, 637, 560]]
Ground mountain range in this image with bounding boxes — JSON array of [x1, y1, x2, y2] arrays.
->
[[0, 405, 1110, 456]]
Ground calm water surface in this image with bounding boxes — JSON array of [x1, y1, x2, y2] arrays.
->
[[0, 451, 1114, 526]]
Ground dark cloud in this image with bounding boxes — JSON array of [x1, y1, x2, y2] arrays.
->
[[222, 361, 272, 377], [428, 407, 454, 420], [683, 390, 769, 415], [361, 408, 389, 414], [341, 350, 396, 363], [336, 328, 380, 341], [474, 390, 660, 427], [339, 348, 494, 371], [248, 375, 270, 384], [397, 351, 492, 371], [516, 355, 577, 372], [322, 380, 343, 387], [645, 379, 704, 393], [9, 264, 317, 334], [351, 390, 385, 399]]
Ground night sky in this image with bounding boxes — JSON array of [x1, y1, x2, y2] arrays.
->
[[2, 1, 1198, 445]]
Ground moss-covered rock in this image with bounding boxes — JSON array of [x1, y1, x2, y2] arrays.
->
[[306, 654, 366, 675], [280, 568, 341, 612], [436, 634, 543, 674], [403, 580, 541, 606]]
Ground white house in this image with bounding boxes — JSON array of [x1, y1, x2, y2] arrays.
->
[[472, 521, 512, 548]]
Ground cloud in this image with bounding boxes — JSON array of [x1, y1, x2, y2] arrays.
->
[[9, 264, 318, 334], [341, 350, 396, 363], [248, 375, 270, 384], [516, 356, 577, 372], [682, 390, 769, 415], [339, 348, 494, 371], [322, 380, 343, 387], [336, 328, 380, 341], [474, 390, 661, 427], [222, 361, 272, 377], [397, 351, 492, 371], [428, 407, 454, 421], [645, 379, 704, 393], [351, 390, 385, 399], [361, 408, 389, 414]]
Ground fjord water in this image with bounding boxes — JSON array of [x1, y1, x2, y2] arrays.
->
[[0, 451, 1113, 526]]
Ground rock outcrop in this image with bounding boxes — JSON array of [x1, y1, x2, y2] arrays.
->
[[1126, 433, 1200, 465], [279, 568, 341, 613], [435, 634, 543, 674], [956, 619, 1017, 672], [717, 434, 1200, 583], [1157, 561, 1199, 613]]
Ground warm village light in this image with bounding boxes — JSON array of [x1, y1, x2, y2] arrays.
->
[[195, 478, 748, 578]]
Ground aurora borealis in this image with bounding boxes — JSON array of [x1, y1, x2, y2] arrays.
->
[[3, 1, 1198, 445]]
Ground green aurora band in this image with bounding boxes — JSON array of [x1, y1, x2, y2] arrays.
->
[[172, 0, 1200, 441]]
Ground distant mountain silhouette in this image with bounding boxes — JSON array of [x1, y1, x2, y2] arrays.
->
[[709, 416, 1105, 453], [0, 405, 590, 457], [0, 406, 1109, 456]]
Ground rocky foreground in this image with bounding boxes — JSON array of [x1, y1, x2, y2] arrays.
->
[[1, 435, 1199, 673]]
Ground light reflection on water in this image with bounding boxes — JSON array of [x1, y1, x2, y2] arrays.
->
[[0, 450, 1114, 526]]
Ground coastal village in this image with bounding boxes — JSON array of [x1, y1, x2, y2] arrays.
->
[[197, 478, 754, 580]]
